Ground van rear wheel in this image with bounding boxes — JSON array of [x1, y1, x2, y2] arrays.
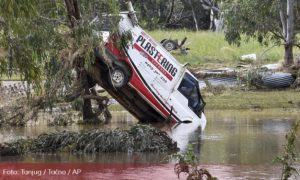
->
[[110, 67, 128, 88]]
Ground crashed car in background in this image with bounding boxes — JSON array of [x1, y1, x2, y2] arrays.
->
[[95, 2, 206, 128]]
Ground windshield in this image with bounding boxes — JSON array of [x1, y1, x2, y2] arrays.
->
[[178, 73, 205, 117]]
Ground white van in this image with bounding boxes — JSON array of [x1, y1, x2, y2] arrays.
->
[[96, 3, 206, 127]]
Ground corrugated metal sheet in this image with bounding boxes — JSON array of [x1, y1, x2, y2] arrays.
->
[[199, 77, 238, 89]]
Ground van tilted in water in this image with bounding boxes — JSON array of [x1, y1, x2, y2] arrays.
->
[[95, 3, 206, 128]]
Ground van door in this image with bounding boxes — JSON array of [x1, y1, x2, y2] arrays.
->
[[168, 73, 205, 121]]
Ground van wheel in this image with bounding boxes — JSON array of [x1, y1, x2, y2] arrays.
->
[[110, 67, 128, 88]]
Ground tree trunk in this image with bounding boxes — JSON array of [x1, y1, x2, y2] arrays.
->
[[65, 0, 80, 28], [80, 70, 95, 121], [284, 0, 295, 66], [284, 43, 294, 66], [165, 0, 175, 25], [64, 0, 98, 122], [82, 95, 95, 120], [189, 0, 199, 31]]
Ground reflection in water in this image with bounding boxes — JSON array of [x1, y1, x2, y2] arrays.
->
[[165, 112, 206, 152], [0, 111, 137, 143], [200, 110, 299, 165], [0, 110, 299, 179]]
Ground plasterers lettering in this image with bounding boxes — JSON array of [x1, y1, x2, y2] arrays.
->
[[135, 35, 178, 78]]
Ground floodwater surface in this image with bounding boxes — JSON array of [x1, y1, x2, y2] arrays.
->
[[0, 110, 299, 179]]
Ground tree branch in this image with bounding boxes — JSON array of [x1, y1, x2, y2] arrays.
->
[[72, 0, 81, 20], [65, 0, 74, 27], [260, 43, 283, 58], [64, 0, 81, 28], [165, 15, 191, 27], [0, 18, 5, 26], [270, 29, 285, 41], [166, 0, 175, 25], [294, 43, 300, 49], [286, 0, 295, 44], [82, 94, 108, 101], [39, 16, 67, 26], [188, 0, 198, 31], [279, 4, 287, 39]]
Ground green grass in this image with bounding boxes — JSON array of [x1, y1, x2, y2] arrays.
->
[[0, 74, 22, 81], [107, 89, 300, 111], [204, 89, 300, 110], [149, 30, 292, 68]]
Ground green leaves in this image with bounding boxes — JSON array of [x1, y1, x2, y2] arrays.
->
[[0, 0, 121, 98], [171, 144, 198, 166], [223, 0, 299, 66], [0, 0, 38, 32], [223, 0, 283, 45], [274, 120, 300, 180]]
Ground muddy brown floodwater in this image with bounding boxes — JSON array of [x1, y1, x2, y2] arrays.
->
[[0, 110, 299, 179]]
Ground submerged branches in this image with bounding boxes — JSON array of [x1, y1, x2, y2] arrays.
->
[[171, 144, 218, 180], [0, 97, 40, 127], [0, 124, 178, 156]]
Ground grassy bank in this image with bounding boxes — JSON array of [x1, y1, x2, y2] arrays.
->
[[108, 89, 300, 112], [149, 30, 293, 68], [203, 89, 300, 110], [8, 85, 298, 113]]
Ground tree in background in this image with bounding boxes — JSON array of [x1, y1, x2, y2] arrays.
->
[[223, 0, 300, 66], [130, 0, 212, 31], [200, 0, 224, 31]]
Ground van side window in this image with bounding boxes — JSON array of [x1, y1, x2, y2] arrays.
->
[[178, 73, 204, 116]]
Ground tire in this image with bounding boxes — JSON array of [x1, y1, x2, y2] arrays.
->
[[162, 40, 177, 51], [110, 67, 128, 88], [262, 72, 295, 88]]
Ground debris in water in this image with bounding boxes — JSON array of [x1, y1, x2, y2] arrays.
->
[[48, 113, 76, 126], [0, 97, 38, 127], [240, 53, 257, 62], [0, 124, 178, 156]]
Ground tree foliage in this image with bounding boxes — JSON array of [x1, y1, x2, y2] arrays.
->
[[130, 0, 212, 30], [223, 0, 300, 66], [0, 0, 118, 80], [0, 0, 119, 121]]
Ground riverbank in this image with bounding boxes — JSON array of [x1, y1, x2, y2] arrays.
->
[[1, 79, 299, 112], [203, 89, 300, 110], [108, 89, 300, 112]]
